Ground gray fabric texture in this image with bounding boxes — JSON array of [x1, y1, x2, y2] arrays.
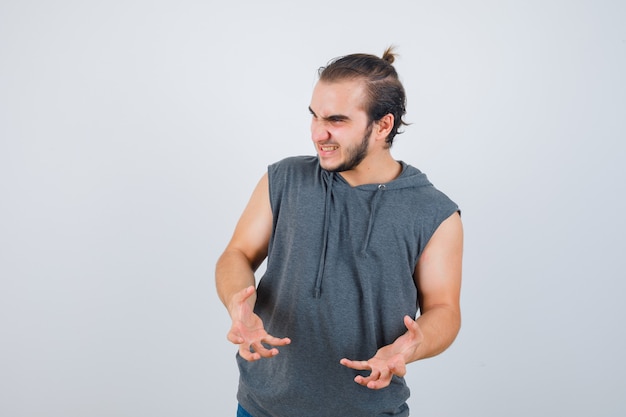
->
[[237, 156, 458, 417]]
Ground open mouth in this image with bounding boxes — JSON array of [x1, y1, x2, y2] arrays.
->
[[320, 145, 339, 152]]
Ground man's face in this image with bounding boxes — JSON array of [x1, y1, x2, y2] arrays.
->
[[309, 80, 374, 173]]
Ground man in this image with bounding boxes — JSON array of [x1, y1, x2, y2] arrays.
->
[[216, 47, 463, 417]]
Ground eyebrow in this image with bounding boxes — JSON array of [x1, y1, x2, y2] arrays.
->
[[308, 106, 350, 122]]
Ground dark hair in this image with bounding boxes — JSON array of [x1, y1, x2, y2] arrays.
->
[[318, 46, 408, 146]]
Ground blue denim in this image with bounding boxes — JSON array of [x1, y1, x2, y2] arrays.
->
[[237, 404, 254, 417]]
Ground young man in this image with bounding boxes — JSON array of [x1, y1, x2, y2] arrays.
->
[[216, 48, 463, 417]]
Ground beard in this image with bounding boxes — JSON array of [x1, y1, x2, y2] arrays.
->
[[324, 123, 373, 173]]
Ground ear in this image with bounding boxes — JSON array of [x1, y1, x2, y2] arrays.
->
[[374, 113, 394, 141]]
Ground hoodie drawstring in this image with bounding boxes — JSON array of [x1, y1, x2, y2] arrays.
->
[[313, 172, 334, 298], [361, 184, 386, 254], [314, 180, 389, 297]]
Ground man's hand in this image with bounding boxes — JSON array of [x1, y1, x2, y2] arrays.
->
[[340, 315, 423, 390], [227, 286, 291, 361]]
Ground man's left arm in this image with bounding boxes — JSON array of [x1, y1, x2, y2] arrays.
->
[[340, 212, 463, 389]]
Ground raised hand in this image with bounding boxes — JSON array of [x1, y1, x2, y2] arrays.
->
[[227, 286, 291, 361], [339, 315, 424, 389]]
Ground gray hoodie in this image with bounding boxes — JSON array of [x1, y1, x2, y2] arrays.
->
[[237, 156, 458, 417]]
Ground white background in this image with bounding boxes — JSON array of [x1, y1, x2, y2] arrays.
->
[[1, 1, 625, 416]]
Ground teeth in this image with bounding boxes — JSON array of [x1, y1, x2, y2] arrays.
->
[[321, 146, 338, 151]]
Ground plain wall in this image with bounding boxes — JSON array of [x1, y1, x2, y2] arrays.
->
[[1, 0, 624, 416]]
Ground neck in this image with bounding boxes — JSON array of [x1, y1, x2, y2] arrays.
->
[[338, 152, 402, 187]]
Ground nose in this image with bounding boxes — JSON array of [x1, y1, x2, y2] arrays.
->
[[311, 119, 330, 142]]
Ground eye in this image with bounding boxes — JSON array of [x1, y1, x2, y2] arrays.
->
[[328, 117, 345, 124]]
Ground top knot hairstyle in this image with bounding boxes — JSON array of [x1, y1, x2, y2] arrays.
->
[[318, 46, 408, 147]]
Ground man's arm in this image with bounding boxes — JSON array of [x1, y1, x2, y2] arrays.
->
[[340, 212, 463, 389], [215, 173, 291, 361]]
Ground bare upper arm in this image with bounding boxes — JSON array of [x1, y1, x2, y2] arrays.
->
[[415, 212, 463, 313], [225, 173, 273, 271]]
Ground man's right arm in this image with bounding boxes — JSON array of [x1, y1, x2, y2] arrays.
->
[[215, 173, 291, 360]]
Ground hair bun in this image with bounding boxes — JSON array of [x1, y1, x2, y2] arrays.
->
[[382, 46, 397, 64]]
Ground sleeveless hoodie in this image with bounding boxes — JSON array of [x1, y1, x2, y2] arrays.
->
[[237, 156, 458, 417]]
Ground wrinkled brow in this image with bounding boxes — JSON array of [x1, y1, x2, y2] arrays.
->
[[308, 106, 350, 122]]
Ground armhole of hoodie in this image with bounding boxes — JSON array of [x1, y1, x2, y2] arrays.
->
[[414, 197, 460, 267]]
